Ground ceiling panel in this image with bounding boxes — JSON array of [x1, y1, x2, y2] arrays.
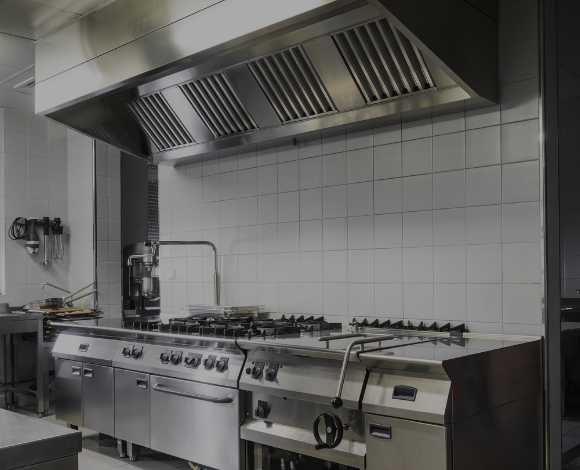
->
[[0, 33, 34, 69], [0, 0, 78, 39], [0, 66, 35, 93], [0, 62, 21, 82], [25, 0, 112, 16]]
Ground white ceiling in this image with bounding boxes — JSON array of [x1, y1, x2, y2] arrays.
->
[[0, 0, 113, 103]]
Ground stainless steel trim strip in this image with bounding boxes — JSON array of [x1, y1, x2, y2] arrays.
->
[[152, 383, 233, 403], [280, 51, 316, 115], [149, 94, 185, 146], [411, 43, 435, 89], [343, 30, 381, 101], [210, 75, 247, 131], [192, 80, 229, 136]]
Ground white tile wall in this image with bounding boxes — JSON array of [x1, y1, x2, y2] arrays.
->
[[0, 109, 71, 306], [156, 2, 542, 334]]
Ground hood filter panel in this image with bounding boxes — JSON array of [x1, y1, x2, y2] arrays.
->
[[180, 73, 258, 138], [333, 19, 436, 104], [126, 93, 194, 151], [248, 46, 335, 123]]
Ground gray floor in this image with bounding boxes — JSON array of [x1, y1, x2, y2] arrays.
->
[[12, 405, 191, 470], [564, 419, 580, 469]]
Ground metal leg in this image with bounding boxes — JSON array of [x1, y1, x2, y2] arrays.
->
[[36, 319, 46, 417], [117, 439, 128, 458], [253, 443, 270, 470], [127, 442, 140, 462]]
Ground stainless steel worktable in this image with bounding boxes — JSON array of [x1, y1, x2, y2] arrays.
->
[[0, 313, 50, 417], [0, 409, 81, 470]]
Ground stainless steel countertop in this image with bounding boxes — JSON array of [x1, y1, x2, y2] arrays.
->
[[0, 312, 43, 322], [0, 409, 81, 470]]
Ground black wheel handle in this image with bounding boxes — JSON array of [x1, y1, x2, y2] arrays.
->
[[312, 412, 344, 450]]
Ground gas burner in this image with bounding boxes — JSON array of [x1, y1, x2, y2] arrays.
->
[[351, 318, 467, 334], [151, 315, 344, 338]]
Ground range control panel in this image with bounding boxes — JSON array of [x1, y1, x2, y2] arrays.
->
[[246, 362, 280, 382], [112, 341, 244, 388]]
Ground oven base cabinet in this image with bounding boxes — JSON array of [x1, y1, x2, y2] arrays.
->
[[83, 363, 114, 436], [115, 369, 150, 447], [150, 375, 243, 470], [365, 414, 450, 470], [55, 358, 83, 427]]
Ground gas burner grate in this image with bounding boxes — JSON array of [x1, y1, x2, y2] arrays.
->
[[352, 318, 467, 333]]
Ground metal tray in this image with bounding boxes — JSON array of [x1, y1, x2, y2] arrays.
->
[[180, 304, 260, 319]]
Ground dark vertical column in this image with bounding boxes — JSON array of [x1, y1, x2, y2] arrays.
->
[[542, 0, 561, 467]]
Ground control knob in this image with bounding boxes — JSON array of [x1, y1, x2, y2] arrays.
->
[[184, 355, 201, 368], [255, 400, 269, 419], [159, 350, 171, 364], [122, 345, 133, 358], [170, 351, 183, 365], [204, 355, 216, 370], [251, 362, 264, 380], [264, 364, 279, 382], [131, 347, 143, 359]]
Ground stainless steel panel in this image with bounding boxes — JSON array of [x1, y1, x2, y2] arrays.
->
[[114, 369, 150, 447], [55, 359, 83, 427], [239, 350, 365, 409], [365, 413, 450, 470], [36, 0, 349, 114], [16, 454, 78, 470], [52, 333, 119, 366], [249, 392, 365, 442], [82, 363, 114, 436], [224, 65, 281, 129], [0, 408, 81, 470], [363, 372, 451, 424], [452, 393, 542, 470], [366, 0, 498, 102], [35, 0, 224, 82], [112, 340, 244, 388], [241, 418, 365, 468], [150, 375, 243, 470], [442, 339, 541, 421], [302, 35, 365, 111]]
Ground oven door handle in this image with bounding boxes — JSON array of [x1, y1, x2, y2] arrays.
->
[[152, 383, 233, 403]]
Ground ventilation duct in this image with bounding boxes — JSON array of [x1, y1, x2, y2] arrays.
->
[[126, 93, 194, 151], [333, 19, 435, 103], [35, 0, 498, 164], [248, 46, 335, 123], [180, 73, 258, 138]]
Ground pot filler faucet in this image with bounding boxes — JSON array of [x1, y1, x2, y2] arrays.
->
[[127, 240, 220, 306]]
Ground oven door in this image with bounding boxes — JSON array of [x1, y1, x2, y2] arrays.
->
[[366, 414, 451, 470], [150, 375, 243, 470]]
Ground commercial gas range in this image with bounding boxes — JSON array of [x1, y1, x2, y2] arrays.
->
[[51, 316, 542, 470]]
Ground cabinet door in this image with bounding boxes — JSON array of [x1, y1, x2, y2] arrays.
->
[[115, 369, 150, 447], [55, 358, 83, 426], [83, 363, 114, 436], [150, 375, 241, 470], [366, 414, 450, 470]]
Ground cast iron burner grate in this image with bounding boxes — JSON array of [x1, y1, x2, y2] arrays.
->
[[124, 314, 343, 338]]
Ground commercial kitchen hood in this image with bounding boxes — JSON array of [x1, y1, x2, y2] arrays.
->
[[35, 0, 498, 164]]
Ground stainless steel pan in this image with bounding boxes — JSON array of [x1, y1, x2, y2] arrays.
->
[[22, 282, 97, 311]]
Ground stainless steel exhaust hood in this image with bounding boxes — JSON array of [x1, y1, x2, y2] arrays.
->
[[35, 0, 498, 164]]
